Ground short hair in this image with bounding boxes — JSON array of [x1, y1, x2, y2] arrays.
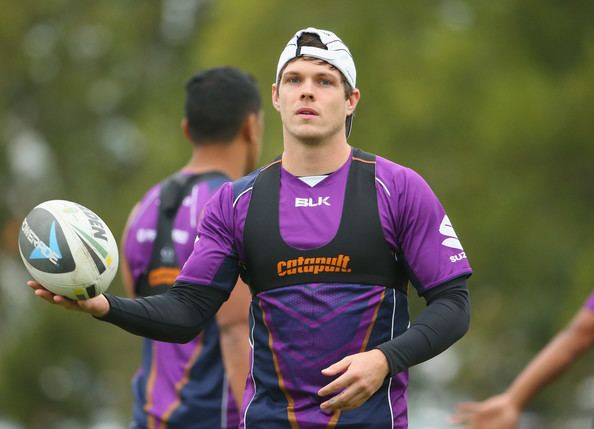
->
[[185, 67, 261, 144], [281, 32, 354, 98]]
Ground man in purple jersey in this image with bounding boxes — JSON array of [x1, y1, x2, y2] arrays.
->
[[452, 290, 594, 429], [120, 67, 263, 428], [30, 28, 472, 428]]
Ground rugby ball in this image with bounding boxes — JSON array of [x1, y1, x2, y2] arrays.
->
[[18, 200, 119, 300]]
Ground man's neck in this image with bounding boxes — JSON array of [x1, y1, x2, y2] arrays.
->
[[281, 137, 351, 176], [183, 140, 247, 180]]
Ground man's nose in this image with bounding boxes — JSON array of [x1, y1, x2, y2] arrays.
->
[[300, 80, 315, 100]]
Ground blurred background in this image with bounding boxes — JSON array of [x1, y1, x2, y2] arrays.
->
[[1, 0, 593, 428]]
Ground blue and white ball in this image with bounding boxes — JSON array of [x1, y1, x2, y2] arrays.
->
[[18, 200, 119, 300]]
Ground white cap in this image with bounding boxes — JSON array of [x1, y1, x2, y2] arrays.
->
[[275, 27, 356, 88], [276, 27, 357, 137]]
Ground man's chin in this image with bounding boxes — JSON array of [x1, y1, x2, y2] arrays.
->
[[290, 126, 325, 143]]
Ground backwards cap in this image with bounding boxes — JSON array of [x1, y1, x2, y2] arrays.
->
[[276, 27, 357, 137], [276, 27, 356, 88]]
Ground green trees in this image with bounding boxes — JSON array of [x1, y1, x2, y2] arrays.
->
[[1, 1, 592, 426]]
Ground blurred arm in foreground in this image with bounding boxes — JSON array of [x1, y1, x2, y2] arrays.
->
[[451, 291, 594, 429]]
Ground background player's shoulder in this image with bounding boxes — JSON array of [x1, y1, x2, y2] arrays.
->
[[231, 165, 268, 203]]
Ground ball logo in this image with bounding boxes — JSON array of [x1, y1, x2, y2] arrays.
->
[[19, 208, 75, 273], [76, 203, 109, 242], [25, 219, 61, 265]]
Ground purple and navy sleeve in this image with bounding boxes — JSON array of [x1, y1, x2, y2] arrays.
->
[[374, 156, 472, 374], [376, 156, 472, 293], [99, 184, 240, 342], [177, 183, 240, 293]]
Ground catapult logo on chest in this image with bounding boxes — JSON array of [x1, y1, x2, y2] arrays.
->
[[295, 196, 331, 207], [277, 254, 352, 277]]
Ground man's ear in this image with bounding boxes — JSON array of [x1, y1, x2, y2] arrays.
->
[[346, 88, 361, 116], [241, 112, 261, 144], [271, 83, 280, 112], [181, 117, 193, 142]]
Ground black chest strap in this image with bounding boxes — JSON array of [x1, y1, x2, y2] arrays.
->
[[241, 148, 408, 295], [135, 171, 227, 297]]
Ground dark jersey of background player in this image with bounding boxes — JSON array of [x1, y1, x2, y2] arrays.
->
[[119, 67, 262, 429]]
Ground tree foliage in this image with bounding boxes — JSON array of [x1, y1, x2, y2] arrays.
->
[[1, 0, 593, 427]]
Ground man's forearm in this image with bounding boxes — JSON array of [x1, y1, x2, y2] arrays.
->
[[506, 307, 594, 409], [376, 277, 470, 375], [99, 282, 229, 342]]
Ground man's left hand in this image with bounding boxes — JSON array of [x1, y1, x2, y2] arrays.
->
[[318, 349, 390, 410]]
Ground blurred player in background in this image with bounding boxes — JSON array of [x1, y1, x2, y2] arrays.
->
[[30, 28, 471, 428], [120, 66, 262, 428], [451, 290, 594, 429]]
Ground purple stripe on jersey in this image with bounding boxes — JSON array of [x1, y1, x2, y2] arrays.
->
[[245, 284, 396, 427], [389, 374, 409, 428], [239, 352, 256, 429], [586, 291, 594, 312], [146, 337, 203, 423]]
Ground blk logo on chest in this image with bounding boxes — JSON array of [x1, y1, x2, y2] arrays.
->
[[295, 197, 331, 207]]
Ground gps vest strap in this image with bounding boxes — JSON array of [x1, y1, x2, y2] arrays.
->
[[242, 148, 408, 295], [135, 171, 227, 297]]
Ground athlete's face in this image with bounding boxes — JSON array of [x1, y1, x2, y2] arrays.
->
[[272, 58, 359, 143]]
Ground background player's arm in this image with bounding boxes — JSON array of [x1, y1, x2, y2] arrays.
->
[[120, 204, 140, 298], [216, 278, 251, 408], [451, 304, 594, 429]]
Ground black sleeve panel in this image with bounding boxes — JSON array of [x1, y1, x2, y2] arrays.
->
[[376, 276, 471, 376], [97, 282, 230, 343]]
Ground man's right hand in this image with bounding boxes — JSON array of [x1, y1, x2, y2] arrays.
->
[[28, 281, 110, 318], [450, 394, 520, 429]]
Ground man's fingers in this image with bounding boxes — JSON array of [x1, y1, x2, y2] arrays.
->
[[449, 413, 471, 425], [320, 384, 368, 410], [456, 402, 480, 412], [454, 402, 480, 416], [321, 356, 350, 376], [449, 402, 479, 425], [29, 281, 80, 310], [318, 356, 352, 396], [33, 288, 56, 302], [28, 280, 45, 291], [318, 371, 351, 397]]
